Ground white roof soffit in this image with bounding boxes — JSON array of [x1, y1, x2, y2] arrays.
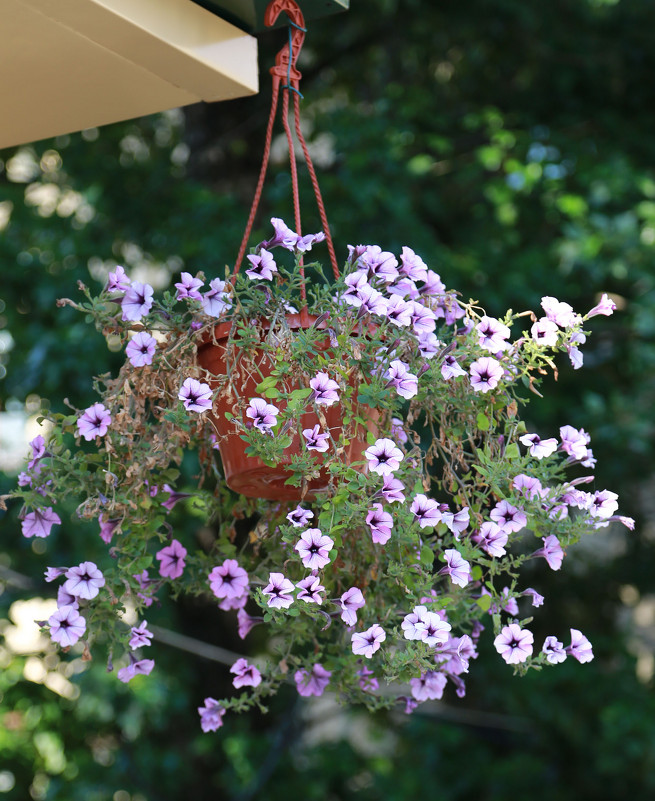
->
[[1, 0, 258, 149]]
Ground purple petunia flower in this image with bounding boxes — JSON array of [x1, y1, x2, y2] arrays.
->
[[473, 521, 508, 557], [512, 473, 546, 500], [57, 586, 78, 610], [542, 636, 567, 664], [533, 534, 564, 570], [366, 503, 394, 544], [302, 424, 330, 453], [126, 331, 157, 367], [198, 698, 226, 732], [385, 360, 419, 399], [365, 438, 404, 475], [352, 624, 386, 659], [567, 331, 586, 370], [118, 658, 155, 683], [340, 270, 369, 308], [28, 434, 48, 468], [490, 500, 527, 533], [133, 570, 156, 608], [218, 593, 249, 612], [519, 432, 558, 459], [202, 278, 232, 317], [360, 245, 399, 283], [129, 621, 153, 650], [410, 494, 442, 529], [174, 271, 204, 301], [385, 294, 414, 327], [77, 402, 111, 441], [98, 514, 120, 544], [179, 378, 213, 412], [296, 575, 326, 604], [245, 397, 280, 432], [531, 317, 559, 347], [588, 489, 619, 519], [421, 269, 447, 297], [541, 296, 579, 328], [121, 281, 154, 322], [17, 472, 31, 489], [476, 316, 511, 352], [286, 506, 314, 528], [522, 588, 545, 607], [402, 696, 419, 715], [567, 629, 594, 663], [295, 231, 326, 253], [295, 529, 334, 570], [208, 559, 249, 600], [410, 671, 447, 702], [390, 417, 409, 445], [263, 217, 300, 250], [237, 609, 260, 640], [161, 484, 193, 512], [294, 663, 332, 697], [380, 473, 406, 504], [21, 506, 61, 539], [399, 246, 428, 283], [417, 331, 441, 360], [230, 658, 262, 689], [107, 265, 131, 293], [586, 293, 616, 319], [469, 356, 504, 393], [388, 277, 420, 301], [559, 424, 592, 462], [358, 666, 379, 693], [402, 605, 451, 646], [245, 248, 277, 281], [49, 606, 86, 647], [441, 506, 470, 539], [439, 549, 471, 587], [409, 300, 437, 336], [437, 633, 476, 676], [45, 566, 67, 582], [401, 607, 428, 641], [64, 561, 105, 600], [309, 372, 340, 406], [339, 587, 365, 626], [263, 572, 296, 609], [441, 354, 466, 380], [156, 539, 187, 579], [358, 283, 389, 316], [494, 624, 534, 664]]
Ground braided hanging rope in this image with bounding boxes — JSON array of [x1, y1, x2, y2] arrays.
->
[[233, 0, 340, 291]]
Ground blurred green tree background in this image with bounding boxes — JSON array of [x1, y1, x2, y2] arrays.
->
[[1, 0, 654, 799]]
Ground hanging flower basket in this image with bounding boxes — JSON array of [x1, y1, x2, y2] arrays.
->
[[5, 0, 633, 735]]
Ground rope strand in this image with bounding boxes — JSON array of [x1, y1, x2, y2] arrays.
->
[[233, 0, 339, 288]]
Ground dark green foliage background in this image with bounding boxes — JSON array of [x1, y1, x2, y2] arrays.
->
[[1, 0, 654, 798]]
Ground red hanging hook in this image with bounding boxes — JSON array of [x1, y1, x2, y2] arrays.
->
[[265, 0, 306, 89]]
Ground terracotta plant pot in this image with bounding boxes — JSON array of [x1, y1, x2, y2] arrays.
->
[[197, 313, 377, 501]]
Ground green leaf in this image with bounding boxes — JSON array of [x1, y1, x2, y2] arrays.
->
[[289, 387, 312, 401], [255, 375, 278, 392], [504, 443, 520, 459], [420, 545, 434, 566], [477, 412, 490, 431], [476, 594, 492, 611]]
